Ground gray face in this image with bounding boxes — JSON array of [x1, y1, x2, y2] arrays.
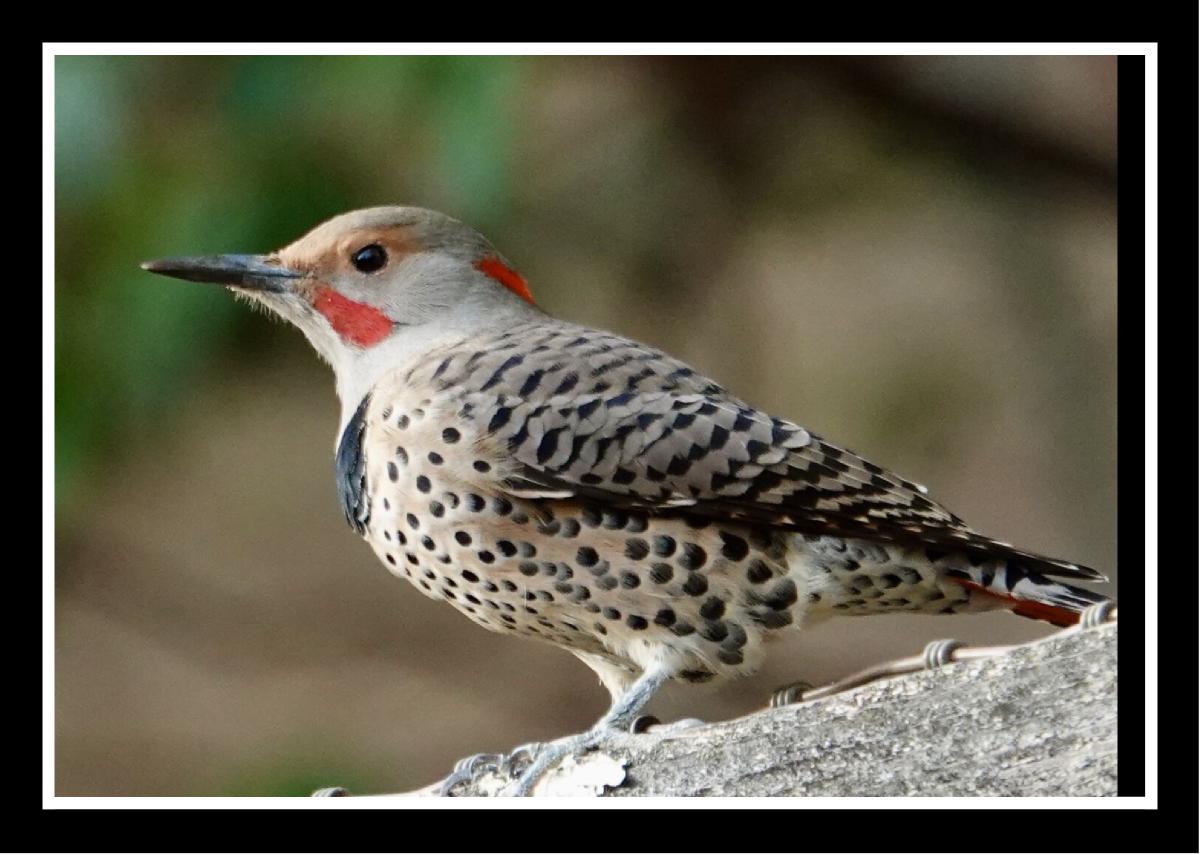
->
[[142, 206, 545, 415], [142, 206, 538, 362]]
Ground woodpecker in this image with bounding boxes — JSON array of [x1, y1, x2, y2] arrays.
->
[[143, 206, 1111, 796]]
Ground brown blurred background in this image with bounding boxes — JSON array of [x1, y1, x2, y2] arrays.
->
[[55, 55, 1117, 796]]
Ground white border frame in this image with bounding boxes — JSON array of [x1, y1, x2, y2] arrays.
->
[[43, 42, 1157, 810]]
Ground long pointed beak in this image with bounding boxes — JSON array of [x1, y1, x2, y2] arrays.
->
[[140, 254, 303, 293]]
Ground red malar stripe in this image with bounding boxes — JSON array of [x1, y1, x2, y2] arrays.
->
[[947, 578, 1079, 627], [477, 256, 535, 305], [312, 286, 394, 347]]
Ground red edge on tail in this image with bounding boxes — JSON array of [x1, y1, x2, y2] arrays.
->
[[947, 578, 1079, 628]]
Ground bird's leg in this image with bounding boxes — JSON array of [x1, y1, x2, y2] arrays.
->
[[502, 664, 673, 797]]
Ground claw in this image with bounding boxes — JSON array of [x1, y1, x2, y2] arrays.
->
[[922, 639, 964, 669], [498, 742, 542, 777], [769, 680, 814, 708], [629, 714, 660, 734], [441, 752, 504, 796], [503, 725, 626, 796], [452, 752, 503, 776], [441, 744, 550, 796], [311, 786, 350, 797]]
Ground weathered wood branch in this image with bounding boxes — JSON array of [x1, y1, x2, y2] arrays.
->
[[324, 620, 1117, 798]]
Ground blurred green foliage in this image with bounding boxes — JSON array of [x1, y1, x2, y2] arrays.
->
[[56, 56, 520, 508]]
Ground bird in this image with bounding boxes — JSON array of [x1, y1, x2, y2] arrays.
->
[[142, 205, 1112, 796]]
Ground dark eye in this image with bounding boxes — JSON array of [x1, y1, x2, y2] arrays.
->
[[351, 244, 387, 273]]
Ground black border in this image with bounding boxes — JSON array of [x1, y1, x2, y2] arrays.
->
[[41, 39, 1188, 855]]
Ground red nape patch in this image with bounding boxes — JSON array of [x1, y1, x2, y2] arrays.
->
[[476, 256, 535, 305], [312, 286, 393, 347], [947, 578, 1079, 628]]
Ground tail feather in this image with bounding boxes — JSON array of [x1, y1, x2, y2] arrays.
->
[[946, 561, 1111, 628]]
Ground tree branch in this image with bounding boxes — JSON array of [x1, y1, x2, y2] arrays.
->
[[322, 620, 1117, 798]]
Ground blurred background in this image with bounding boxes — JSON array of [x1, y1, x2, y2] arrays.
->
[[55, 55, 1117, 796]]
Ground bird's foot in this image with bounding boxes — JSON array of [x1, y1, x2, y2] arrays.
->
[[629, 714, 706, 735], [439, 744, 543, 796], [501, 725, 626, 797], [768, 680, 814, 708]]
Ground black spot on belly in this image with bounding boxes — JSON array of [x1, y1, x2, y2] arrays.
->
[[765, 579, 798, 610], [652, 536, 676, 557], [750, 608, 787, 631], [722, 623, 748, 649], [718, 532, 749, 561], [602, 510, 628, 530], [624, 539, 649, 560], [682, 573, 708, 596], [679, 543, 707, 570], [700, 621, 728, 642], [746, 559, 772, 584], [699, 597, 725, 620], [654, 608, 676, 626], [649, 563, 674, 584]]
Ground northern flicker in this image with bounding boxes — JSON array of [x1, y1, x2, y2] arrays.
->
[[143, 206, 1111, 796]]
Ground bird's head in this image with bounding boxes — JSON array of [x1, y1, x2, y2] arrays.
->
[[142, 206, 541, 411]]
